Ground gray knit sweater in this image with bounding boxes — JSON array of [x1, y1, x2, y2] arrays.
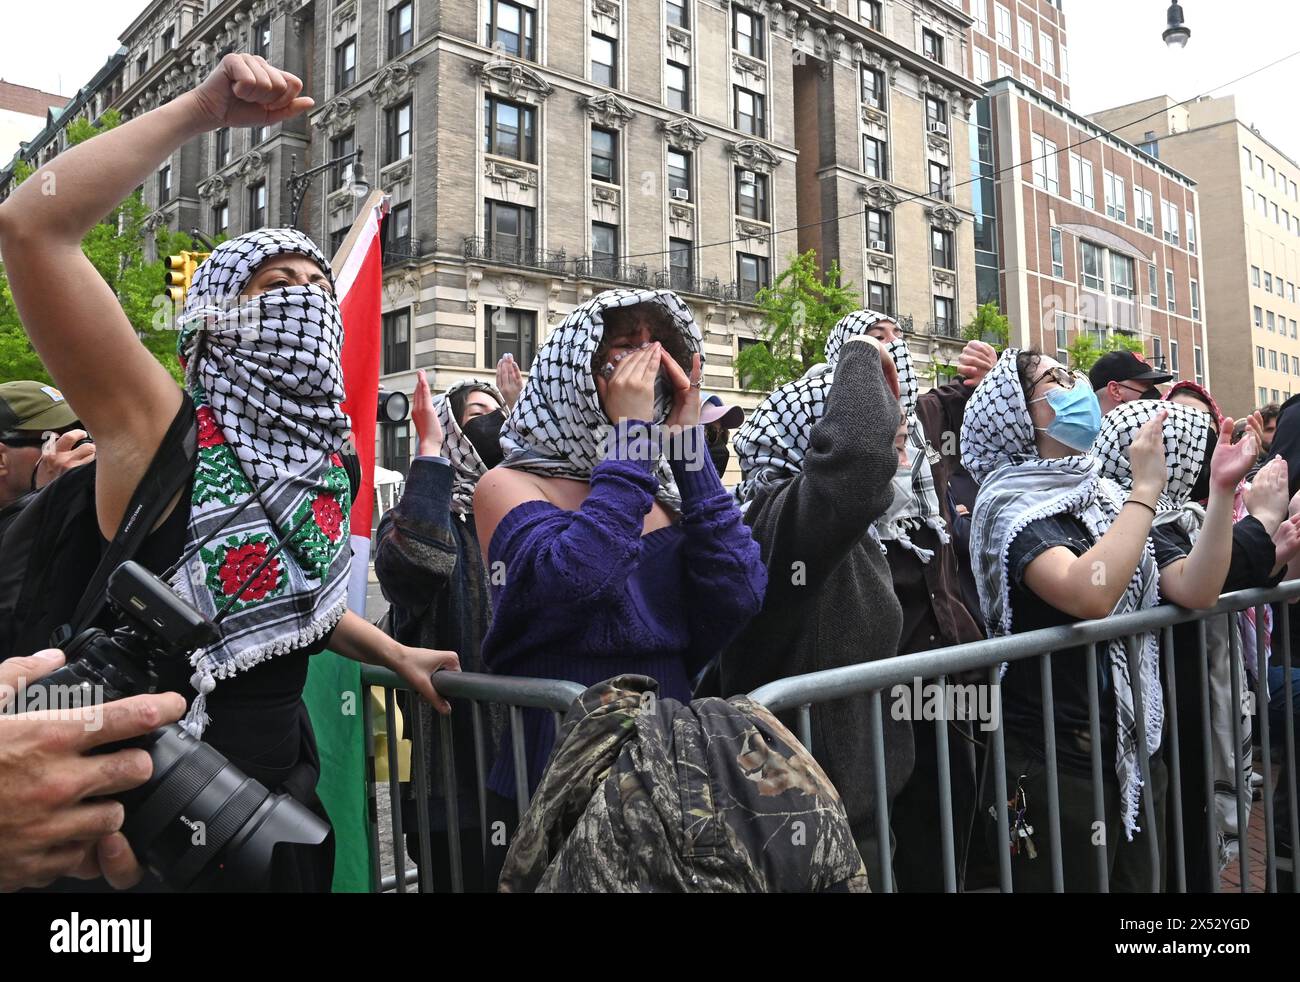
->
[[719, 341, 906, 879]]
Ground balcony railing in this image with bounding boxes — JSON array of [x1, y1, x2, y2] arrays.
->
[[574, 255, 652, 288], [462, 236, 567, 274], [382, 235, 422, 267], [927, 319, 964, 340]]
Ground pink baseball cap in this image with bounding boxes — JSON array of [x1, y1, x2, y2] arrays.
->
[[699, 393, 744, 428]]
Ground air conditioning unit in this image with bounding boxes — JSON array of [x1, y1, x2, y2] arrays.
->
[[869, 239, 888, 252], [929, 121, 948, 136], [671, 187, 690, 201], [739, 170, 757, 185]]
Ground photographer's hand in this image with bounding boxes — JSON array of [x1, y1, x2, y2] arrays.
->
[[34, 429, 96, 491], [0, 650, 185, 892]]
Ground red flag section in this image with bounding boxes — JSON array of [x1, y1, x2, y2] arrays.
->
[[336, 218, 384, 534]]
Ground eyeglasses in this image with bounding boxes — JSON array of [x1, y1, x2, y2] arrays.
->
[[1029, 366, 1088, 393]]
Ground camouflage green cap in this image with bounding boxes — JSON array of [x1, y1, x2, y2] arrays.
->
[[0, 381, 80, 437]]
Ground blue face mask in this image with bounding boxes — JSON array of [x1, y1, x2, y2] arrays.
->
[[1032, 384, 1102, 452]]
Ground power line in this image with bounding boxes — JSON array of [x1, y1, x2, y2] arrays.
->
[[617, 47, 1300, 265]]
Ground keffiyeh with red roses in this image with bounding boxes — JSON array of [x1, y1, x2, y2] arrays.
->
[[172, 228, 353, 736]]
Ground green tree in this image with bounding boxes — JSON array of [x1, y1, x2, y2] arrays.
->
[[1065, 332, 1143, 373], [733, 250, 862, 391], [0, 108, 189, 384], [963, 301, 1011, 351]]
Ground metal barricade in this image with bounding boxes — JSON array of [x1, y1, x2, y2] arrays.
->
[[747, 582, 1300, 894], [359, 666, 583, 893]]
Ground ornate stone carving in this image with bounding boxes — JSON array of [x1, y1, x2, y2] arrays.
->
[[465, 266, 484, 313], [669, 202, 694, 224], [736, 219, 769, 240], [373, 60, 420, 106], [317, 97, 357, 136], [238, 150, 268, 180], [662, 117, 707, 151], [733, 53, 766, 81], [666, 25, 691, 50], [333, 0, 357, 22], [859, 183, 901, 209], [861, 104, 886, 126], [143, 210, 167, 234], [196, 174, 229, 202], [494, 275, 528, 306], [381, 158, 414, 187], [592, 185, 619, 206], [925, 205, 963, 231], [484, 158, 538, 189], [927, 131, 951, 153], [479, 59, 553, 104], [866, 253, 894, 274], [729, 139, 781, 173], [592, 0, 619, 18], [584, 92, 634, 129], [933, 269, 956, 287], [384, 271, 422, 310]]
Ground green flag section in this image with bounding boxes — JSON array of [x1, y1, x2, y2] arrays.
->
[[304, 650, 370, 892]]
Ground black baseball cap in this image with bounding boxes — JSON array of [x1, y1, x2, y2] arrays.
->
[[1089, 351, 1173, 392]]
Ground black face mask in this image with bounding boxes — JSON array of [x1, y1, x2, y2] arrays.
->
[[709, 443, 731, 474], [463, 409, 506, 468], [1137, 386, 1162, 401], [1189, 428, 1218, 503]]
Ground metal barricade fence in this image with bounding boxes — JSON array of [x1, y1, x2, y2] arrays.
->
[[359, 666, 583, 893], [747, 582, 1300, 894], [360, 583, 1300, 893]]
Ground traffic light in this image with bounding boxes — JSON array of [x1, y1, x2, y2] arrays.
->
[[163, 251, 210, 305]]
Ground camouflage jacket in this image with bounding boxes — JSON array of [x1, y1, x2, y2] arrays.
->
[[499, 675, 870, 893]]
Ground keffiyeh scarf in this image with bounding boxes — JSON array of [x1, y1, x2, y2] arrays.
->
[[499, 288, 704, 509], [436, 379, 505, 516], [172, 228, 353, 736], [963, 349, 1161, 838]]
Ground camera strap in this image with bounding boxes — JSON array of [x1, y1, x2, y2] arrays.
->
[[59, 393, 200, 641]]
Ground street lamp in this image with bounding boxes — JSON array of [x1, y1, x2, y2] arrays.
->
[[1163, 2, 1191, 49], [286, 147, 369, 229]]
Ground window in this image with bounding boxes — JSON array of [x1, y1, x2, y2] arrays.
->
[[1284, 352, 1291, 376], [867, 209, 891, 252], [1041, 31, 1055, 73], [485, 1, 536, 60], [1170, 339, 1179, 374], [1069, 155, 1094, 209], [382, 309, 410, 375], [925, 97, 948, 133], [1134, 187, 1154, 233], [1104, 171, 1126, 222], [1291, 283, 1297, 303], [485, 199, 536, 261], [1294, 321, 1299, 340], [1257, 155, 1265, 178], [1050, 228, 1064, 278], [162, 26, 175, 52], [1244, 146, 1254, 172], [860, 0, 882, 30], [484, 305, 538, 370], [137, 53, 148, 79], [928, 161, 951, 201], [1055, 312, 1069, 363], [1270, 164, 1277, 186], [863, 136, 887, 179], [972, 0, 988, 34], [158, 164, 171, 205], [591, 127, 617, 183], [1149, 264, 1159, 306], [248, 181, 266, 228], [1259, 347, 1267, 369], [737, 253, 769, 301], [733, 6, 764, 58], [1161, 200, 1180, 245], [215, 127, 231, 168], [861, 66, 885, 110], [998, 60, 1015, 80], [1195, 346, 1204, 385], [1266, 271, 1274, 292], [330, 130, 356, 189], [995, 4, 1011, 46], [1255, 306, 1263, 329], [1110, 252, 1134, 299], [1152, 336, 1163, 368], [1191, 279, 1200, 320], [975, 50, 992, 84], [380, 422, 411, 479], [1031, 135, 1058, 194], [667, 149, 691, 200], [1186, 211, 1196, 253], [388, 1, 414, 58], [1253, 267, 1262, 287], [666, 1, 688, 29], [335, 37, 356, 91], [212, 201, 229, 237], [868, 280, 893, 315], [934, 296, 954, 335], [483, 96, 535, 162], [931, 227, 954, 270], [734, 87, 765, 137], [1081, 242, 1104, 291], [666, 62, 689, 111], [1261, 387, 1270, 406], [384, 201, 412, 255], [591, 34, 616, 87], [250, 122, 267, 146], [668, 238, 693, 289], [592, 221, 618, 277], [922, 29, 944, 64], [1272, 350, 1279, 371], [736, 168, 769, 221], [1018, 17, 1034, 59], [1166, 269, 1176, 312], [252, 17, 270, 58], [386, 99, 413, 163]]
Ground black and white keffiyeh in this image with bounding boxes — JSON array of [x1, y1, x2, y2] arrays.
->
[[962, 349, 1162, 838], [499, 288, 703, 508], [435, 379, 505, 516], [1094, 400, 1213, 545], [172, 228, 353, 736]]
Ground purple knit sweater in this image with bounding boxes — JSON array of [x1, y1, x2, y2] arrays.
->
[[482, 420, 767, 799]]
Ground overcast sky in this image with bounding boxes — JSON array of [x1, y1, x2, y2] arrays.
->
[[1, 0, 1297, 159]]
